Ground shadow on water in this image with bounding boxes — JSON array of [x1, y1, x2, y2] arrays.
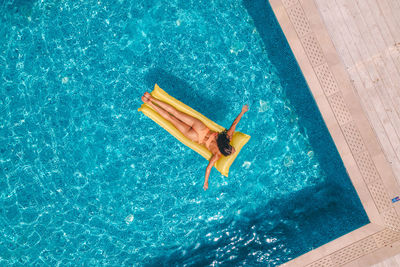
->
[[2, 0, 36, 13], [1, 0, 37, 25], [145, 178, 366, 266], [144, 68, 228, 122]]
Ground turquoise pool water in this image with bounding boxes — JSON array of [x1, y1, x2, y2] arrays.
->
[[1, 0, 368, 265]]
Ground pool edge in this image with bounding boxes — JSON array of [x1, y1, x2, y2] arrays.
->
[[268, 0, 400, 266]]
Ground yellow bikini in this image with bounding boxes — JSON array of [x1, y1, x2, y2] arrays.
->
[[204, 131, 219, 150], [138, 84, 250, 177], [197, 128, 211, 146]]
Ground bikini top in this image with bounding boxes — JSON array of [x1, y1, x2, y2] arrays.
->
[[205, 132, 219, 151]]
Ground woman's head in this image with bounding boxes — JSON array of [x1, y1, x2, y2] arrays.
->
[[217, 130, 236, 156]]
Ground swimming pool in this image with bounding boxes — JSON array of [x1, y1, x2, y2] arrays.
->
[[0, 0, 369, 265]]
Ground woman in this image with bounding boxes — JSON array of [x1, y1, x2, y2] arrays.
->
[[141, 92, 249, 190]]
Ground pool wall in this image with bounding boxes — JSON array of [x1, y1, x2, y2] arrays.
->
[[267, 0, 400, 265]]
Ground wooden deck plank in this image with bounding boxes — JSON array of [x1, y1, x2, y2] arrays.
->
[[388, 46, 400, 94], [355, 0, 388, 53], [329, 0, 362, 67], [375, 52, 400, 117], [385, 0, 400, 43], [347, 0, 400, 87], [335, 0, 369, 66], [365, 0, 396, 47], [376, 0, 400, 44], [372, 55, 400, 115], [372, 253, 400, 267], [362, 0, 400, 78], [342, 0, 379, 59], [390, 45, 400, 74], [314, 0, 355, 68]]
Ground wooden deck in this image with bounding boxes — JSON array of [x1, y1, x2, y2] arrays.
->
[[372, 253, 400, 267], [314, 0, 400, 185]]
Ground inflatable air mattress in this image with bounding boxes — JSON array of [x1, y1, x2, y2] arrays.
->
[[138, 84, 250, 177]]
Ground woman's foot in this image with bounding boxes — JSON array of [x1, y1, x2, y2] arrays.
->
[[141, 95, 149, 103], [141, 92, 151, 103], [144, 92, 151, 99]]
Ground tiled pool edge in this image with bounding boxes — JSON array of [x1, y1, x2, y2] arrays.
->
[[268, 0, 400, 266]]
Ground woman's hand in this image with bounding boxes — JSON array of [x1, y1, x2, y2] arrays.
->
[[242, 104, 249, 113], [203, 182, 209, 191]]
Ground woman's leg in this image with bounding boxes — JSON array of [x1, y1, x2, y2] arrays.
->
[[142, 95, 198, 141], [144, 92, 205, 128]]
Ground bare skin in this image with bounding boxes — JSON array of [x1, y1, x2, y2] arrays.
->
[[141, 92, 248, 190]]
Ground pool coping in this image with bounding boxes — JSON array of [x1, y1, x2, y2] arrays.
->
[[268, 0, 400, 266]]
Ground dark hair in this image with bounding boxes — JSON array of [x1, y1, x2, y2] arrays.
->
[[217, 129, 234, 156]]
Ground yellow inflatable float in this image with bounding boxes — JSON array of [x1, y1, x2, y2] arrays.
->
[[138, 84, 250, 177]]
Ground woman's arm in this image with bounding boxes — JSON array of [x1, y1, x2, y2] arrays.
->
[[204, 154, 220, 190], [226, 104, 249, 140]]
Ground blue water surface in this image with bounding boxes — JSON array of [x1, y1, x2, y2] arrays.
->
[[0, 0, 368, 265]]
